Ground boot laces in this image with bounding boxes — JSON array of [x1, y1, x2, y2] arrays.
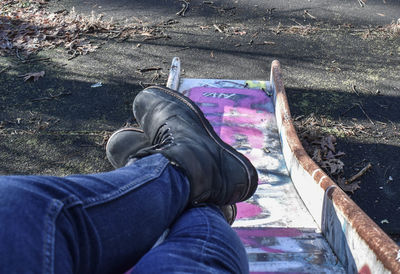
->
[[152, 123, 174, 149]]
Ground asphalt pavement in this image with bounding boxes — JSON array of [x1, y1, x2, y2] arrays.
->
[[0, 0, 399, 240]]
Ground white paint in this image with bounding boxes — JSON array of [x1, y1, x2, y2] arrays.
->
[[166, 57, 180, 91], [249, 261, 305, 271], [319, 175, 327, 185], [312, 168, 323, 180], [269, 237, 304, 252]]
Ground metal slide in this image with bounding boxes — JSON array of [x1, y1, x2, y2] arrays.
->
[[167, 57, 345, 273]]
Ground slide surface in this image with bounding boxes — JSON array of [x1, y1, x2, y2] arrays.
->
[[179, 79, 345, 273]]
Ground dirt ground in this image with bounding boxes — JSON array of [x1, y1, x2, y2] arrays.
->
[[0, 0, 399, 243]]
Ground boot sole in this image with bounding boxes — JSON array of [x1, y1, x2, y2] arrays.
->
[[141, 86, 258, 202]]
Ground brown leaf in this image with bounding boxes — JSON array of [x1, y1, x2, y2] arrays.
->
[[321, 158, 344, 175], [19, 71, 45, 82], [326, 150, 335, 160], [321, 135, 336, 152], [312, 148, 322, 163]]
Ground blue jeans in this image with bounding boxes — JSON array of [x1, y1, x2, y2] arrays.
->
[[0, 154, 248, 274]]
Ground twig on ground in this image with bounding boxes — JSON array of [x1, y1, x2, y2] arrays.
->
[[376, 121, 387, 126], [256, 41, 276, 45], [346, 163, 372, 184], [18, 71, 46, 82], [340, 104, 357, 116], [143, 35, 171, 41], [170, 47, 190, 52], [304, 10, 317, 19], [31, 91, 72, 102], [290, 19, 303, 26], [340, 103, 375, 125], [68, 51, 79, 60], [157, 19, 179, 26], [0, 66, 9, 74], [137, 67, 162, 74], [352, 85, 360, 96], [357, 0, 366, 7], [176, 0, 189, 16], [213, 24, 224, 33], [356, 103, 375, 125], [138, 81, 149, 89], [151, 71, 161, 82]]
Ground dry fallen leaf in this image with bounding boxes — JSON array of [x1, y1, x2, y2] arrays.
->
[[321, 158, 344, 175], [312, 148, 322, 163], [19, 71, 45, 82]]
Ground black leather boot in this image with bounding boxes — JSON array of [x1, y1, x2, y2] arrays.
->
[[105, 127, 238, 225], [133, 86, 258, 206], [106, 127, 148, 168]]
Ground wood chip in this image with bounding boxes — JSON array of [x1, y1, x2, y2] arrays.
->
[[213, 24, 224, 33], [137, 67, 162, 74]]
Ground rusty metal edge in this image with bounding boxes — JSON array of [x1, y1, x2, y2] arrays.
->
[[270, 60, 400, 273]]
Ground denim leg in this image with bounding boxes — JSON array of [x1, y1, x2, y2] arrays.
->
[[0, 154, 189, 274], [132, 206, 249, 274]]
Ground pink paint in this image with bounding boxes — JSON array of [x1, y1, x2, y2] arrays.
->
[[187, 87, 272, 150], [236, 202, 262, 219], [358, 265, 371, 274]]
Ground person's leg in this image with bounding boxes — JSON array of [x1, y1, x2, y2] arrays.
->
[[0, 154, 189, 274], [132, 205, 249, 274]]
